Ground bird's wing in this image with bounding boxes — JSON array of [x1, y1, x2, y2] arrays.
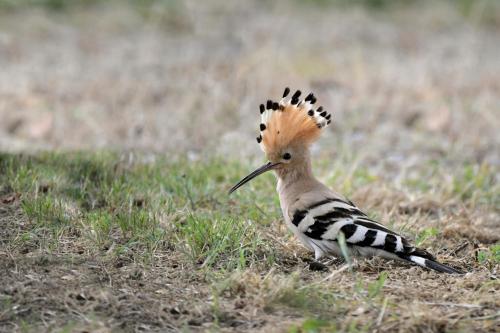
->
[[291, 197, 413, 253], [291, 197, 462, 274]]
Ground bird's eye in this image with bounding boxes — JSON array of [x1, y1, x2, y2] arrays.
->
[[283, 153, 292, 160]]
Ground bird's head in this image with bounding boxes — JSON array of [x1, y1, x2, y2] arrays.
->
[[229, 87, 332, 194]]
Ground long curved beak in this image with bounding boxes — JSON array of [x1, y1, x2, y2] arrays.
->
[[228, 162, 280, 195]]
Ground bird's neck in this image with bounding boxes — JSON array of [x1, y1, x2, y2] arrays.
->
[[275, 159, 313, 183], [275, 157, 320, 198]]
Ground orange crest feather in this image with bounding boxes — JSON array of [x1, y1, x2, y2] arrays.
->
[[256, 88, 331, 154]]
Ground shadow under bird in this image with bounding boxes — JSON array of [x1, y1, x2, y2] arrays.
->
[[229, 87, 462, 274]]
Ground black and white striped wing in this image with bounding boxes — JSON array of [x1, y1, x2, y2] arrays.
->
[[291, 198, 413, 255]]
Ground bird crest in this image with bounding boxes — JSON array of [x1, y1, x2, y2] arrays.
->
[[256, 87, 331, 154]]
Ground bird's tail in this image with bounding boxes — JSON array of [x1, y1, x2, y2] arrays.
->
[[398, 248, 463, 274]]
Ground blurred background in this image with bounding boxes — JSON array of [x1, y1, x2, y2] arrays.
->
[[0, 0, 499, 172]]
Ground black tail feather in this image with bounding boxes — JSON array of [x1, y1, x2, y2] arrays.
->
[[398, 253, 464, 274], [423, 258, 464, 274]]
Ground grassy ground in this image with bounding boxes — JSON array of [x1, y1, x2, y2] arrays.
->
[[0, 152, 498, 332]]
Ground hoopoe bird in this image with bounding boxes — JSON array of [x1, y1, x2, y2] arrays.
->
[[229, 87, 462, 274]]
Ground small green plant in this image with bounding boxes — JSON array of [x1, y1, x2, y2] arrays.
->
[[354, 271, 388, 302], [84, 211, 113, 245], [477, 244, 500, 266], [337, 231, 352, 268], [288, 318, 336, 333], [415, 227, 438, 247], [367, 272, 387, 299]]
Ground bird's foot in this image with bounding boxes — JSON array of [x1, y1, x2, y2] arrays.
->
[[308, 261, 328, 271]]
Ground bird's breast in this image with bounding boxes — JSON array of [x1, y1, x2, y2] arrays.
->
[[281, 205, 316, 251]]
